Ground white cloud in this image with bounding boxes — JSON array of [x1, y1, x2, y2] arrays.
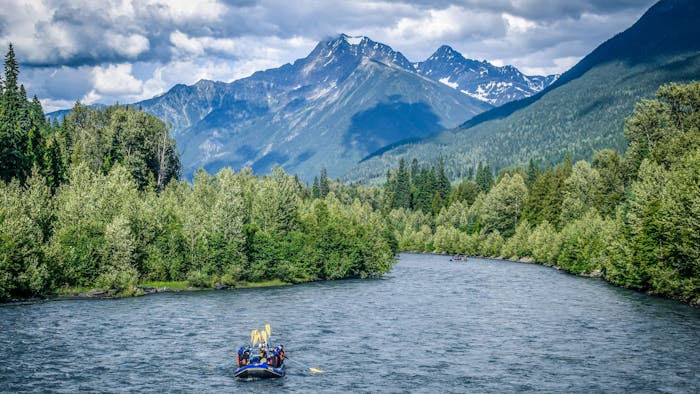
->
[[169, 31, 238, 57], [106, 33, 150, 58], [388, 6, 502, 42], [502, 13, 538, 33], [3, 0, 658, 110], [139, 0, 226, 23], [93, 63, 143, 96]]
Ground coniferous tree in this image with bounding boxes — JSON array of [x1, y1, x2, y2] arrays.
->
[[319, 167, 329, 198], [526, 158, 540, 187], [42, 135, 65, 192], [435, 156, 451, 206], [26, 96, 46, 170], [312, 176, 320, 199], [410, 158, 419, 181], [475, 162, 493, 193], [412, 167, 436, 213], [382, 169, 396, 212], [393, 158, 411, 209], [0, 44, 29, 182], [449, 179, 479, 206]]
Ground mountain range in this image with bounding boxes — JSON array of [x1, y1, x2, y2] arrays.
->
[[346, 0, 700, 183], [52, 35, 556, 180], [414, 45, 558, 106]]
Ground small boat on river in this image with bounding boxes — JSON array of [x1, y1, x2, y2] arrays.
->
[[234, 360, 285, 379], [235, 326, 286, 379]]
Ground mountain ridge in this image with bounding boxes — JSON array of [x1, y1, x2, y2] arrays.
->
[[49, 34, 556, 180], [345, 0, 700, 183]]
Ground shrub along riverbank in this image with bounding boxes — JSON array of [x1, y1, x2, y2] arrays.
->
[[0, 46, 395, 301], [382, 82, 699, 305], [1, 44, 697, 304]]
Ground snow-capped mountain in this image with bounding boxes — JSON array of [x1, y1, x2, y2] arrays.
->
[[414, 45, 558, 106], [52, 34, 553, 180], [136, 34, 491, 180]]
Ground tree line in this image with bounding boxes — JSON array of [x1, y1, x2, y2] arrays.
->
[[0, 46, 395, 300], [2, 41, 697, 304], [383, 82, 699, 304]]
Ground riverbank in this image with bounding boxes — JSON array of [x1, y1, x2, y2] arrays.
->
[[425, 251, 698, 307], [1, 279, 293, 303]]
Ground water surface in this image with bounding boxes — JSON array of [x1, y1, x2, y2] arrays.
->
[[1, 254, 699, 392]]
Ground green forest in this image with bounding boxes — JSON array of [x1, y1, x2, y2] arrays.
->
[[1, 44, 698, 305], [0, 46, 395, 300], [380, 81, 700, 304]]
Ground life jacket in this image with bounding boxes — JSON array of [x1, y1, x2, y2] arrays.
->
[[270, 345, 285, 367], [236, 347, 250, 367]]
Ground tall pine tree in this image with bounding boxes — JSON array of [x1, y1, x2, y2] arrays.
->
[[0, 44, 29, 182], [319, 167, 330, 198], [393, 158, 411, 209]]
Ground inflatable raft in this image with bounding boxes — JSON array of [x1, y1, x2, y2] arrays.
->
[[234, 361, 285, 379], [235, 344, 286, 379]]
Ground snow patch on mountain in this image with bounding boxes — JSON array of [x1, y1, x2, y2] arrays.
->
[[439, 77, 458, 89], [343, 34, 365, 46], [415, 45, 558, 106]]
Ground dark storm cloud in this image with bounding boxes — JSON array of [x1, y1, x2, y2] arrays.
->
[[0, 0, 659, 111], [1, 0, 658, 68]]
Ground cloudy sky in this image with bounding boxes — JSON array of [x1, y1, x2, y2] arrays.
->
[[1, 0, 657, 112]]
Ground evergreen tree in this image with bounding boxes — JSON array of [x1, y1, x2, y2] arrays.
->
[[449, 179, 479, 206], [26, 96, 46, 170], [393, 158, 411, 209], [412, 167, 436, 213], [0, 44, 29, 182], [319, 167, 329, 198], [526, 158, 540, 187], [382, 169, 396, 213], [311, 176, 320, 199], [435, 156, 451, 207], [475, 162, 493, 193], [42, 135, 65, 192], [410, 158, 419, 181]]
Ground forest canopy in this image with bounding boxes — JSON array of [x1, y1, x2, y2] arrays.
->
[[0, 45, 395, 300]]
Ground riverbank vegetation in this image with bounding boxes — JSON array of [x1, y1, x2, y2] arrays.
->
[[0, 46, 395, 300], [382, 82, 699, 304], [1, 44, 697, 304]]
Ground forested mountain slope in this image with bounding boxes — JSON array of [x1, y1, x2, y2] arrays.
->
[[345, 0, 700, 183]]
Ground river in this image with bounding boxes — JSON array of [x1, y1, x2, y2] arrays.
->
[[1, 254, 698, 393]]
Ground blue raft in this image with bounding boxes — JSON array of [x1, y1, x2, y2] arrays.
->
[[234, 361, 285, 379], [234, 344, 286, 379]]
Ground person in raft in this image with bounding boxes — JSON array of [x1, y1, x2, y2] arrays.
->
[[259, 344, 267, 362], [236, 346, 251, 366]]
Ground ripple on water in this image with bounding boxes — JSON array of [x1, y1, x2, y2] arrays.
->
[[0, 254, 699, 393]]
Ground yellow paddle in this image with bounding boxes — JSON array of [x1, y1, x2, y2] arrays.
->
[[283, 355, 327, 374]]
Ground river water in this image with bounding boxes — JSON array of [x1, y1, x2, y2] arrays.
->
[[1, 254, 699, 393]]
